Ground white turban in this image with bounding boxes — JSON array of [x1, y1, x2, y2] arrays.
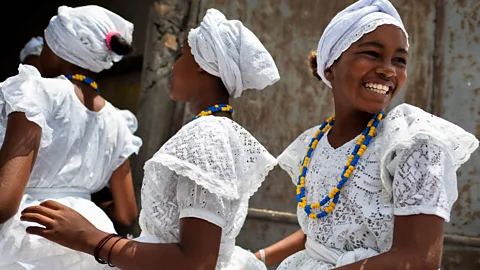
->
[[188, 9, 280, 98], [45, 5, 133, 73], [20, 36, 44, 63], [317, 0, 409, 88]]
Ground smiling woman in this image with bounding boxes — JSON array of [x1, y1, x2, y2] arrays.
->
[[253, 1, 479, 270]]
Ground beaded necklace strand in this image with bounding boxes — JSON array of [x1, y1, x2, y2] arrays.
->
[[66, 74, 100, 93], [296, 112, 384, 219], [192, 104, 234, 121]]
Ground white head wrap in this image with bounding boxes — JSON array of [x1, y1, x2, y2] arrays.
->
[[188, 9, 280, 98], [317, 0, 409, 88], [20, 36, 44, 63], [44, 5, 133, 73]]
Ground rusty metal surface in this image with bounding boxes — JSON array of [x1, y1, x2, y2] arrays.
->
[[439, 0, 480, 237], [436, 1, 480, 268]]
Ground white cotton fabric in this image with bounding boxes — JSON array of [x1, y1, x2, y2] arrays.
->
[[316, 0, 409, 87], [0, 65, 142, 270], [45, 5, 133, 73], [188, 8, 280, 98], [137, 116, 277, 270], [276, 104, 478, 269], [19, 36, 43, 63]]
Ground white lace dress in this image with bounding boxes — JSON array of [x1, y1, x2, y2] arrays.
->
[[135, 115, 277, 270], [276, 104, 478, 270], [0, 65, 142, 270]]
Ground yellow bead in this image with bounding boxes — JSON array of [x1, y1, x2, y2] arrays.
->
[[309, 214, 317, 219], [367, 119, 374, 127], [360, 145, 367, 150], [215, 105, 219, 108], [377, 114, 383, 120], [304, 157, 310, 165], [358, 150, 364, 156], [312, 140, 319, 148], [314, 129, 321, 137], [348, 165, 354, 171], [328, 193, 334, 199], [311, 202, 320, 209], [333, 187, 340, 193], [91, 82, 98, 89], [329, 202, 336, 208], [325, 206, 333, 213], [344, 172, 350, 178]]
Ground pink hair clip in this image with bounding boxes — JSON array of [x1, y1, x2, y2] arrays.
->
[[105, 31, 120, 50]]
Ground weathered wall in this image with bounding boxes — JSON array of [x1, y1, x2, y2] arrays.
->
[[436, 0, 480, 269]]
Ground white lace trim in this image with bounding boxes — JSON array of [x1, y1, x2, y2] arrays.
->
[[146, 116, 277, 200], [377, 104, 479, 203], [325, 18, 407, 71]]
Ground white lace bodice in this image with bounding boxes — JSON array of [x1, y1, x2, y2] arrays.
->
[[139, 116, 276, 268], [277, 104, 478, 269], [0, 65, 142, 193]]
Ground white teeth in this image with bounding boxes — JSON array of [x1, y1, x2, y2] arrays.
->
[[364, 82, 389, 94]]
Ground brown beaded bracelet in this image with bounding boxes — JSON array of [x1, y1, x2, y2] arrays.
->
[[94, 233, 117, 264], [107, 236, 126, 267]]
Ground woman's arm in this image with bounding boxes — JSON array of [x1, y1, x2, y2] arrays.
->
[[254, 229, 306, 266], [0, 112, 41, 223], [335, 214, 444, 270], [98, 159, 138, 226], [21, 200, 222, 270]]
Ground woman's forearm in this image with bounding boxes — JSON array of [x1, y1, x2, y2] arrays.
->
[[84, 231, 216, 270], [254, 229, 306, 266]]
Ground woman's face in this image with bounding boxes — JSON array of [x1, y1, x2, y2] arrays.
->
[[169, 41, 202, 102], [327, 24, 408, 114]]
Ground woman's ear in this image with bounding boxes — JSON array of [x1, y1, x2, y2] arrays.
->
[[324, 67, 334, 81]]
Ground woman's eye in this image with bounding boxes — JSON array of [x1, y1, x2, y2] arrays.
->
[[361, 51, 379, 58], [393, 57, 407, 65]]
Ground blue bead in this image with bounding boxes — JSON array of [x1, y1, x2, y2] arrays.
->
[[305, 205, 311, 214], [307, 148, 313, 157], [300, 187, 305, 193], [302, 167, 307, 175], [296, 195, 301, 202], [336, 183, 343, 189], [364, 137, 371, 145]]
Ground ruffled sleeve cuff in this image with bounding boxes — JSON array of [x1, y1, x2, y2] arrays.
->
[[0, 65, 54, 148], [114, 109, 143, 169]]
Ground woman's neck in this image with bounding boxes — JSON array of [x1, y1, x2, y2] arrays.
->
[[328, 107, 373, 148]]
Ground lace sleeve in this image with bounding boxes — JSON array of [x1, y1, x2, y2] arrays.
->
[[278, 126, 320, 184], [392, 140, 457, 222], [177, 175, 230, 228]]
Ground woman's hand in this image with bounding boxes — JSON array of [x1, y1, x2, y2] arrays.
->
[[20, 200, 107, 254]]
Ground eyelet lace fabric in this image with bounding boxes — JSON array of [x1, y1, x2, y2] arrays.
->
[[276, 104, 478, 269], [139, 116, 276, 269], [0, 65, 142, 269]]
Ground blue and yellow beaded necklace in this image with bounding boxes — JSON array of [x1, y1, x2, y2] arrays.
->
[[296, 112, 384, 219], [66, 74, 100, 93], [192, 104, 234, 121]]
